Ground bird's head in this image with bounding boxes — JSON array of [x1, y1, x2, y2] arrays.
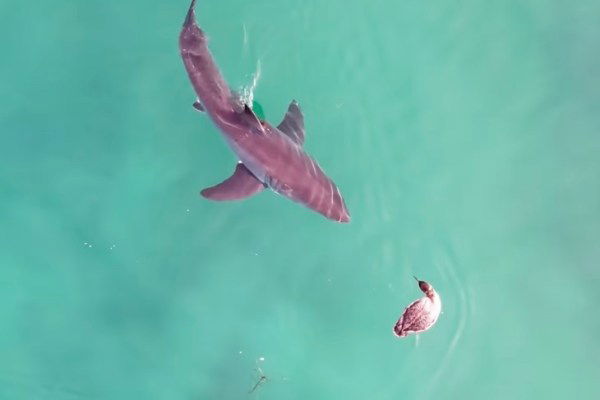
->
[[413, 276, 434, 295]]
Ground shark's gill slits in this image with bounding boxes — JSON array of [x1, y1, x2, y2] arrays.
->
[[326, 180, 335, 218], [315, 185, 327, 216], [308, 158, 318, 177]]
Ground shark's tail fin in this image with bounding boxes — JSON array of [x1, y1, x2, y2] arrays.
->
[[183, 0, 197, 27]]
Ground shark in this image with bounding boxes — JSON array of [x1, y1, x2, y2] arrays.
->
[[179, 0, 350, 223]]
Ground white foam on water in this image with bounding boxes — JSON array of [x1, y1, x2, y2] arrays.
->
[[239, 59, 262, 107]]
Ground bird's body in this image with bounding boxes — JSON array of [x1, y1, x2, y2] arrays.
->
[[393, 278, 441, 337]]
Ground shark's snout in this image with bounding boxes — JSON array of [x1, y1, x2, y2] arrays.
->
[[338, 211, 351, 223], [324, 194, 351, 223]]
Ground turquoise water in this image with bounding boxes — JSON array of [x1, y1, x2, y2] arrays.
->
[[1, 0, 599, 398]]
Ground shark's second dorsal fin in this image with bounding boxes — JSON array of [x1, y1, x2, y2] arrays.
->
[[277, 100, 305, 145]]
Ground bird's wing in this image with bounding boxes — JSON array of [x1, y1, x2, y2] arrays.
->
[[396, 298, 430, 333]]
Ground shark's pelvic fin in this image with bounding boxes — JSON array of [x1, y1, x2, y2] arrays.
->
[[193, 99, 205, 112], [200, 162, 265, 201], [277, 100, 305, 145]]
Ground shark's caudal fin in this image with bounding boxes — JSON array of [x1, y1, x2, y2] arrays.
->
[[183, 0, 198, 29], [180, 0, 232, 112], [277, 100, 305, 145], [201, 163, 265, 201]]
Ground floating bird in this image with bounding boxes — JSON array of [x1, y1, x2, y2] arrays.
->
[[393, 277, 442, 338], [179, 0, 350, 222]]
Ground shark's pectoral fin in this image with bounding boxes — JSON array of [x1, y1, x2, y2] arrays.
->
[[277, 100, 305, 145], [192, 99, 205, 112], [200, 162, 265, 201]]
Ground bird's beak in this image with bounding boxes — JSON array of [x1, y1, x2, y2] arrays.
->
[[413, 276, 419, 282]]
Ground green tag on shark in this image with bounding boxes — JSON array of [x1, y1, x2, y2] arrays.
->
[[252, 100, 265, 120]]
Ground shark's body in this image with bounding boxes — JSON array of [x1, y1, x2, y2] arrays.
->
[[179, 0, 350, 222]]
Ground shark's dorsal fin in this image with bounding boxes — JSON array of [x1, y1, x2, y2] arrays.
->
[[242, 103, 267, 134], [243, 103, 259, 121], [277, 100, 305, 145], [201, 162, 265, 201]]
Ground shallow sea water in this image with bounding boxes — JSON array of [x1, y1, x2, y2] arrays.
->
[[1, 0, 599, 399]]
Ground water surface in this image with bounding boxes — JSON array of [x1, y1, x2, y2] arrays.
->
[[1, 0, 599, 398]]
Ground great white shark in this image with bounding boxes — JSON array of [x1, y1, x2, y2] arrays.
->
[[179, 0, 350, 223]]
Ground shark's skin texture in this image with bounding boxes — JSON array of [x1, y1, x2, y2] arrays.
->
[[179, 0, 350, 223], [393, 278, 442, 338]]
